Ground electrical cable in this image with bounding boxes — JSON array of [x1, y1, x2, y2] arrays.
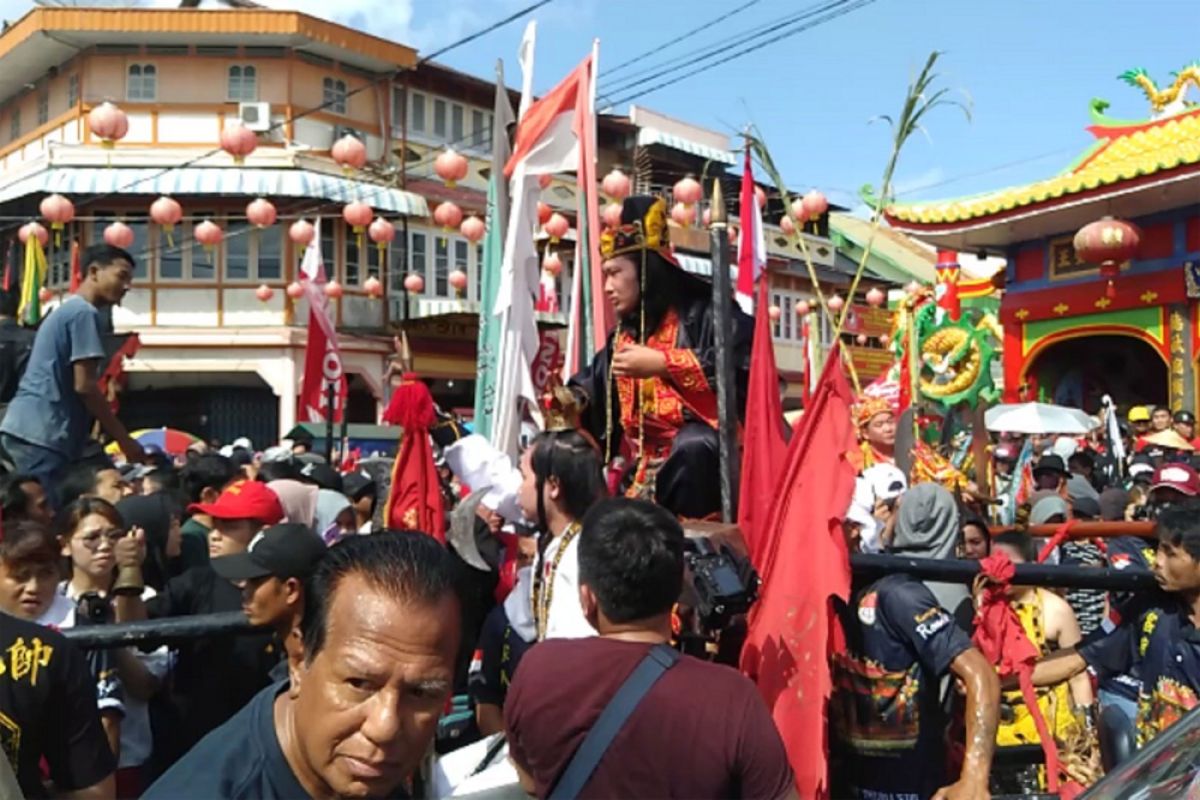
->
[[599, 0, 761, 79]]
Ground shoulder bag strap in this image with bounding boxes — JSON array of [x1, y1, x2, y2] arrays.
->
[[547, 643, 680, 800]]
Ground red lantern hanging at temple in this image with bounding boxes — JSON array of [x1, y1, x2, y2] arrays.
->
[[448, 269, 468, 296], [324, 280, 344, 299], [150, 196, 183, 247], [40, 194, 75, 246], [193, 219, 224, 261], [289, 219, 316, 247], [220, 122, 258, 164], [87, 102, 129, 149], [104, 221, 134, 249], [794, 299, 810, 316], [459, 216, 485, 244], [432, 201, 463, 232], [255, 284, 274, 303], [543, 250, 562, 277], [434, 148, 469, 187], [601, 168, 631, 202], [1073, 216, 1141, 299], [403, 273, 425, 293], [331, 134, 367, 174], [343, 201, 373, 247], [801, 190, 828, 222], [866, 286, 885, 307], [537, 202, 553, 226], [602, 202, 622, 229], [245, 198, 277, 229], [779, 215, 795, 236], [286, 281, 304, 299], [673, 176, 702, 206], [368, 217, 395, 276], [544, 212, 569, 243], [670, 202, 695, 228], [363, 276, 383, 299], [19, 222, 48, 248], [767, 305, 782, 322]]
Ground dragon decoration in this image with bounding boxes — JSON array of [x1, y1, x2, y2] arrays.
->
[[1119, 63, 1200, 118], [886, 286, 1003, 411]]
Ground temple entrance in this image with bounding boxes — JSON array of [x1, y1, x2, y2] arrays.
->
[[1024, 335, 1167, 413]]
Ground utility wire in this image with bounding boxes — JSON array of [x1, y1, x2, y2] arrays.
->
[[598, 0, 857, 100], [607, 0, 876, 107], [599, 0, 761, 79]]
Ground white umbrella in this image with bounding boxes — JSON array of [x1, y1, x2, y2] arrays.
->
[[983, 402, 1095, 435]]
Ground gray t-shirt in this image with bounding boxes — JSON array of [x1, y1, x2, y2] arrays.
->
[[0, 296, 105, 456]]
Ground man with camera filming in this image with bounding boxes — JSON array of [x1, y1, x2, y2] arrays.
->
[[505, 498, 795, 799]]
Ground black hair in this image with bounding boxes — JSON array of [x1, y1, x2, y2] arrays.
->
[[1068, 451, 1095, 472], [256, 459, 300, 484], [529, 430, 606, 532], [0, 473, 38, 522], [993, 531, 1038, 564], [961, 514, 991, 546], [58, 461, 116, 508], [300, 531, 457, 663], [81, 244, 135, 274], [578, 498, 684, 624], [0, 521, 60, 568], [618, 249, 707, 337], [180, 453, 238, 504], [1156, 500, 1200, 561]]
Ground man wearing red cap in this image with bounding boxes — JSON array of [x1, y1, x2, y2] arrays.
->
[[115, 479, 285, 762]]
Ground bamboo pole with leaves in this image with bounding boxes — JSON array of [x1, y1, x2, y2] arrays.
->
[[746, 50, 970, 395]]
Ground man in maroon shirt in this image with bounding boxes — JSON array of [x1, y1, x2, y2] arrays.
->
[[505, 498, 796, 799]]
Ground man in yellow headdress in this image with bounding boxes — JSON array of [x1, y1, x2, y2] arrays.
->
[[855, 396, 897, 469], [569, 196, 752, 518]]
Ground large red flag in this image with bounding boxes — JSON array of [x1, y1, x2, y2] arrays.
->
[[381, 375, 446, 542], [738, 278, 788, 568], [740, 346, 858, 799], [298, 220, 347, 423]]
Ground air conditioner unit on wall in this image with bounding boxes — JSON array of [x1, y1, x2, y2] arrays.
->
[[238, 102, 271, 132]]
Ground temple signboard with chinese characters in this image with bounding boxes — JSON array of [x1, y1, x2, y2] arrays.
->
[[885, 64, 1200, 413]]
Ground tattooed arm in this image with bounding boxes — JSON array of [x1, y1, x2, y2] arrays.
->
[[935, 648, 999, 800]]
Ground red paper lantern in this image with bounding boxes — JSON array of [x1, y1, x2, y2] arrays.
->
[[880, 334, 890, 347], [602, 202, 623, 229], [537, 202, 553, 226], [363, 276, 384, 298], [1073, 216, 1141, 298], [255, 284, 274, 303], [790, 197, 807, 223], [40, 194, 75, 230], [767, 305, 782, 322], [219, 122, 258, 163], [193, 219, 224, 250], [289, 219, 316, 247], [801, 190, 828, 221], [331, 134, 367, 173], [755, 186, 767, 210], [286, 281, 304, 299], [368, 217, 396, 246], [448, 269, 468, 293], [794, 299, 810, 316], [670, 202, 695, 228], [403, 273, 424, 293], [673, 176, 702, 206], [87, 102, 128, 148], [459, 216, 485, 244], [601, 168, 631, 202], [866, 287, 886, 307], [19, 222, 48, 248], [544, 212, 569, 243], [779, 215, 795, 236], [104, 221, 134, 249], [324, 280, 344, 299], [543, 251, 562, 277], [432, 201, 463, 232], [343, 201, 373, 233], [150, 196, 183, 243], [245, 198, 277, 229], [434, 148, 469, 187], [827, 294, 844, 312], [37, 287, 53, 304]]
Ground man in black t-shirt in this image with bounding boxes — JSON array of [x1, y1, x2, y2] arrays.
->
[[0, 612, 115, 798], [469, 601, 534, 735], [145, 533, 460, 800]]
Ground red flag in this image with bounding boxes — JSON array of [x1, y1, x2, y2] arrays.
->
[[381, 375, 445, 542], [69, 239, 82, 293], [735, 148, 766, 314], [738, 279, 788, 568], [740, 346, 858, 799], [298, 221, 347, 423]]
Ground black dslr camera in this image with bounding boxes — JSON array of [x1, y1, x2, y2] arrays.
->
[[683, 537, 759, 633]]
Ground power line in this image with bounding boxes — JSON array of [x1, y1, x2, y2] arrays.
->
[[607, 0, 876, 107], [598, 0, 859, 101], [600, 0, 761, 79], [4, 0, 554, 235]]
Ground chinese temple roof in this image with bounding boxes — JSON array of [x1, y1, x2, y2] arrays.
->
[[886, 105, 1200, 227]]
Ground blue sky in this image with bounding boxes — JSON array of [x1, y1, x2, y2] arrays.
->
[[400, 0, 1199, 211]]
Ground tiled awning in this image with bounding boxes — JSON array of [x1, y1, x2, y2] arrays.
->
[[636, 126, 736, 165], [0, 166, 429, 216]]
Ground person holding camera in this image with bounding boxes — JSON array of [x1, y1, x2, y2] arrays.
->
[[43, 496, 168, 796], [505, 498, 795, 799]]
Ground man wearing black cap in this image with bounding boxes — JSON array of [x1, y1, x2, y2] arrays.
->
[[211, 523, 327, 681], [1174, 410, 1200, 450], [1032, 453, 1069, 493]]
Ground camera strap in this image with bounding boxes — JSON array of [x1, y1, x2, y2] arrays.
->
[[547, 643, 680, 800]]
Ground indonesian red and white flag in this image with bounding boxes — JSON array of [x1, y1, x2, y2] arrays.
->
[[736, 148, 766, 315], [298, 218, 347, 423]]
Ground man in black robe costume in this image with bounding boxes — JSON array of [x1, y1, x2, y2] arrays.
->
[[569, 195, 751, 518]]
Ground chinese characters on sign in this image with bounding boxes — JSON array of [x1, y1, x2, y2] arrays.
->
[[1049, 236, 1095, 280], [1170, 309, 1186, 411]]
